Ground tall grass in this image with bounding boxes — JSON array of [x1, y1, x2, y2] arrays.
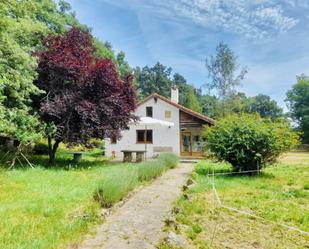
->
[[137, 153, 178, 181], [94, 166, 138, 208], [94, 153, 178, 207], [162, 152, 309, 249], [0, 150, 177, 249]]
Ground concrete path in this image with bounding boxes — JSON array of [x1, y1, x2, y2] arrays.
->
[[79, 163, 194, 249]]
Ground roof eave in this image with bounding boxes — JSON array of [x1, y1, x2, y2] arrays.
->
[[137, 93, 215, 125]]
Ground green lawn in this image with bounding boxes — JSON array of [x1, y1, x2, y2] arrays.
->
[[161, 152, 309, 249], [0, 149, 177, 249]]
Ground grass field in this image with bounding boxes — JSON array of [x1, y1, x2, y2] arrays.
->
[[0, 149, 178, 249], [161, 152, 309, 249]]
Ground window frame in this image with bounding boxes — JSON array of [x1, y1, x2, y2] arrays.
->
[[136, 129, 153, 144], [146, 106, 153, 117], [165, 110, 171, 119]]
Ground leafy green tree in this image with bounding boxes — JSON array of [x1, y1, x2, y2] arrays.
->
[[172, 73, 203, 109], [286, 75, 309, 144], [0, 0, 76, 148], [172, 73, 189, 105], [0, 0, 127, 152], [186, 87, 202, 113], [93, 38, 116, 60], [0, 0, 86, 166], [134, 62, 173, 100], [134, 63, 204, 112], [205, 42, 247, 100], [204, 114, 299, 172], [116, 51, 132, 79], [245, 94, 283, 119], [199, 94, 220, 118], [215, 92, 248, 117]]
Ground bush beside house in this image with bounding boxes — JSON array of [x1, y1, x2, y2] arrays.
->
[[204, 114, 299, 172]]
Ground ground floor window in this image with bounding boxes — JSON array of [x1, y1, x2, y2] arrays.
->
[[192, 135, 201, 152], [136, 130, 153, 144]]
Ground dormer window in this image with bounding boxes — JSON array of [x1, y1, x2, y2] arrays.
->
[[146, 106, 153, 117]]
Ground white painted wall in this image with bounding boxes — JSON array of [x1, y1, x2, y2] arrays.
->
[[105, 97, 180, 158]]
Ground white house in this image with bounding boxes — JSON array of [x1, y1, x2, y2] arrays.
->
[[105, 87, 215, 159]]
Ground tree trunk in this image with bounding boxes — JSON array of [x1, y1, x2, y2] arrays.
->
[[48, 137, 61, 165]]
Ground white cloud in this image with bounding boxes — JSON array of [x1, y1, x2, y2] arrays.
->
[[171, 0, 298, 39], [97, 0, 300, 39]]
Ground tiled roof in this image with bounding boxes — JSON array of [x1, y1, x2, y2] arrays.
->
[[137, 93, 215, 125]]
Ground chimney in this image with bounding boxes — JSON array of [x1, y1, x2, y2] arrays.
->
[[171, 86, 179, 104]]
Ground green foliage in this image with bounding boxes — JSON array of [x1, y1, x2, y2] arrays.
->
[[245, 94, 284, 119], [94, 153, 178, 207], [116, 51, 132, 79], [0, 0, 129, 147], [93, 38, 116, 60], [0, 108, 43, 143], [286, 75, 309, 144], [199, 94, 220, 118], [33, 143, 50, 155], [198, 91, 285, 120], [134, 62, 173, 100], [186, 87, 202, 113], [204, 114, 299, 172], [0, 0, 81, 144], [205, 42, 247, 100], [134, 63, 203, 110]]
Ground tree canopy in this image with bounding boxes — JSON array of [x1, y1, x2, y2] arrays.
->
[[286, 75, 309, 144], [205, 42, 247, 100], [0, 0, 80, 144], [34, 27, 136, 163], [0, 0, 132, 145], [133, 62, 202, 112], [134, 62, 173, 100], [245, 94, 283, 120]]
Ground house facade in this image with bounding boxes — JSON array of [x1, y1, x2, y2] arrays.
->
[[105, 87, 215, 158]]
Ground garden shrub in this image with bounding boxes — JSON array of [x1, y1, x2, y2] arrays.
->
[[137, 153, 178, 181], [204, 114, 299, 172], [94, 166, 138, 208], [94, 153, 178, 207]]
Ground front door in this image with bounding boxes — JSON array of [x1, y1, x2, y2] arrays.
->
[[180, 132, 192, 156]]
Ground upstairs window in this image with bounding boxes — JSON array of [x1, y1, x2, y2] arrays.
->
[[136, 130, 153, 144], [165, 110, 171, 119], [146, 106, 153, 117]]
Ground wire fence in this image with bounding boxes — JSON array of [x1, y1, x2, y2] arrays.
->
[[206, 171, 309, 238], [205, 169, 263, 177]]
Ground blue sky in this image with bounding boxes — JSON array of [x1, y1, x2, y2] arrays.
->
[[67, 0, 309, 110]]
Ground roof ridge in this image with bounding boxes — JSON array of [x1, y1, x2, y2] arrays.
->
[[137, 92, 215, 124]]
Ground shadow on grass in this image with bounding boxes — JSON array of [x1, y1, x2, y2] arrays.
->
[[195, 161, 275, 179], [31, 154, 112, 170], [219, 172, 275, 180], [0, 149, 113, 170]]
